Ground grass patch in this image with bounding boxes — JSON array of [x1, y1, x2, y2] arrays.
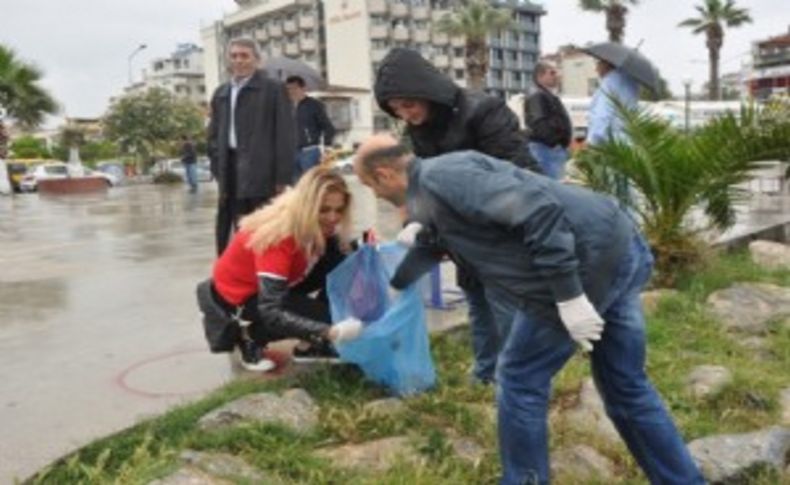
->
[[28, 250, 790, 484]]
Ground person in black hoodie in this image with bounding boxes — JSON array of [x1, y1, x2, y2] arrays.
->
[[524, 61, 572, 180], [374, 47, 540, 384]]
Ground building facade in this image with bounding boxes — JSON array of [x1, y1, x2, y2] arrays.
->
[[749, 27, 790, 101], [127, 43, 207, 106], [201, 0, 543, 144]]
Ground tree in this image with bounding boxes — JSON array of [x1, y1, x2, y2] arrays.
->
[[679, 0, 751, 100], [578, 0, 641, 43], [9, 135, 50, 158], [103, 87, 204, 169], [434, 0, 513, 91], [574, 101, 790, 285], [0, 44, 58, 157]]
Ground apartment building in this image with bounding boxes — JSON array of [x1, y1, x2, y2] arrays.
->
[[749, 27, 790, 100], [126, 43, 207, 106], [202, 0, 543, 143]]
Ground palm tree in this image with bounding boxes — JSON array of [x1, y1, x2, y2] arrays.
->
[[574, 101, 790, 285], [679, 0, 751, 100], [434, 0, 513, 91], [0, 44, 58, 157], [578, 0, 641, 43]]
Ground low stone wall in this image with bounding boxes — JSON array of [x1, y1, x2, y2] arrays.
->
[[38, 177, 109, 195]]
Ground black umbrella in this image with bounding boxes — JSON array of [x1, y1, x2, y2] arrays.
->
[[264, 56, 326, 90], [582, 42, 661, 95]]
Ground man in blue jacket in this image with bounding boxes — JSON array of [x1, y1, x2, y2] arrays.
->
[[353, 134, 703, 485]]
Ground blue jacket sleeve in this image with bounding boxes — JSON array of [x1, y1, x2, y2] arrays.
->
[[421, 157, 583, 302]]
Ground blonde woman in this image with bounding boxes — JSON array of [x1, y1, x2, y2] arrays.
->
[[197, 167, 363, 371]]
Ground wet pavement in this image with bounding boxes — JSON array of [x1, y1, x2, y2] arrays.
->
[[0, 181, 464, 483]]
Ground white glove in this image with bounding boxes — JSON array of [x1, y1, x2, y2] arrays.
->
[[396, 222, 423, 247], [328, 317, 364, 343], [557, 294, 604, 352]]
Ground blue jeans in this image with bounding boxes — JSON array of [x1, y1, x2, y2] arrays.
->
[[528, 142, 568, 181], [496, 234, 704, 485], [293, 146, 322, 181], [465, 284, 516, 383], [183, 162, 198, 192]]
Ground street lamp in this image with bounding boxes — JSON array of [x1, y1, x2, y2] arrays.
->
[[127, 44, 147, 85], [683, 78, 692, 133]]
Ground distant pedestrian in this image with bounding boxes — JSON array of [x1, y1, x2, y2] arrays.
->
[[524, 62, 572, 180], [207, 37, 296, 256], [285, 75, 335, 181], [180, 135, 198, 193]]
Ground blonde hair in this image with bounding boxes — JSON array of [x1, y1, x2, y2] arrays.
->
[[240, 167, 352, 255]]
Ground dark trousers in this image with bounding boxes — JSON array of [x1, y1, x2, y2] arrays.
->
[[215, 151, 269, 255]]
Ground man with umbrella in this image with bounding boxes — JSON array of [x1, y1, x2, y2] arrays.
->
[[207, 37, 296, 255]]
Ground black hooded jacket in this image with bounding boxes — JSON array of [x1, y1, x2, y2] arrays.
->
[[374, 48, 539, 172]]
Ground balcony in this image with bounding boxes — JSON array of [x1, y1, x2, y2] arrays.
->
[[300, 38, 317, 51], [284, 42, 299, 57], [413, 6, 429, 20], [432, 32, 449, 45], [370, 24, 390, 39], [254, 28, 268, 41], [391, 2, 409, 18], [434, 55, 450, 68], [268, 24, 282, 37], [299, 14, 315, 30], [392, 26, 410, 41], [413, 29, 430, 44], [368, 0, 387, 15], [451, 35, 465, 47], [283, 20, 298, 34], [452, 57, 465, 69], [432, 9, 450, 22], [269, 45, 283, 57]]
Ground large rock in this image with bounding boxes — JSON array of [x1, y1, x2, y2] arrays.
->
[[685, 365, 733, 399], [564, 379, 621, 445], [148, 450, 270, 485], [781, 388, 790, 426], [450, 436, 486, 465], [198, 388, 318, 434], [314, 436, 420, 472], [707, 283, 790, 335], [689, 426, 790, 483], [550, 445, 615, 482], [749, 240, 790, 270]]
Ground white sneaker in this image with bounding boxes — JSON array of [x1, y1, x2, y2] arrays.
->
[[240, 357, 276, 372]]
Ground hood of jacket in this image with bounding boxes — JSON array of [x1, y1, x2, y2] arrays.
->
[[374, 48, 460, 116]]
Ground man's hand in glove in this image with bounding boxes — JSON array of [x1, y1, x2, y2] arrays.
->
[[328, 317, 363, 343], [396, 222, 423, 247], [557, 294, 604, 352]]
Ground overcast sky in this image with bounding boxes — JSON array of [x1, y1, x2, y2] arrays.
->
[[1, 0, 786, 125]]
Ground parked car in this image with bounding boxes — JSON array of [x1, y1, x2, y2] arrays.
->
[[152, 157, 213, 183], [19, 162, 118, 192]]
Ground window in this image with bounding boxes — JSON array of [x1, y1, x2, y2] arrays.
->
[[454, 47, 464, 57], [455, 69, 464, 79]]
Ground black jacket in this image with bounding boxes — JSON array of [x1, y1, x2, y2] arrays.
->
[[374, 48, 539, 172], [524, 85, 572, 148], [295, 96, 335, 148], [207, 70, 296, 199]]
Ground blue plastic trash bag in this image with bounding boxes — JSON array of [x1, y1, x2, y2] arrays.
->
[[327, 243, 436, 396], [346, 243, 390, 322]]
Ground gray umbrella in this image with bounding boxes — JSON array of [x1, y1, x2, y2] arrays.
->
[[582, 42, 661, 95], [264, 56, 326, 90]]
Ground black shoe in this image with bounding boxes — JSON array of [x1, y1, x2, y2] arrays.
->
[[292, 342, 341, 364], [239, 340, 275, 372]]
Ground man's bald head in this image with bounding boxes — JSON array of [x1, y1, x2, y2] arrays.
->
[[353, 132, 411, 177]]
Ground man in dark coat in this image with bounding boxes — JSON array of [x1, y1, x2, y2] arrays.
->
[[524, 61, 572, 180], [353, 134, 704, 485], [373, 47, 540, 384], [207, 37, 296, 255], [285, 75, 336, 181]]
